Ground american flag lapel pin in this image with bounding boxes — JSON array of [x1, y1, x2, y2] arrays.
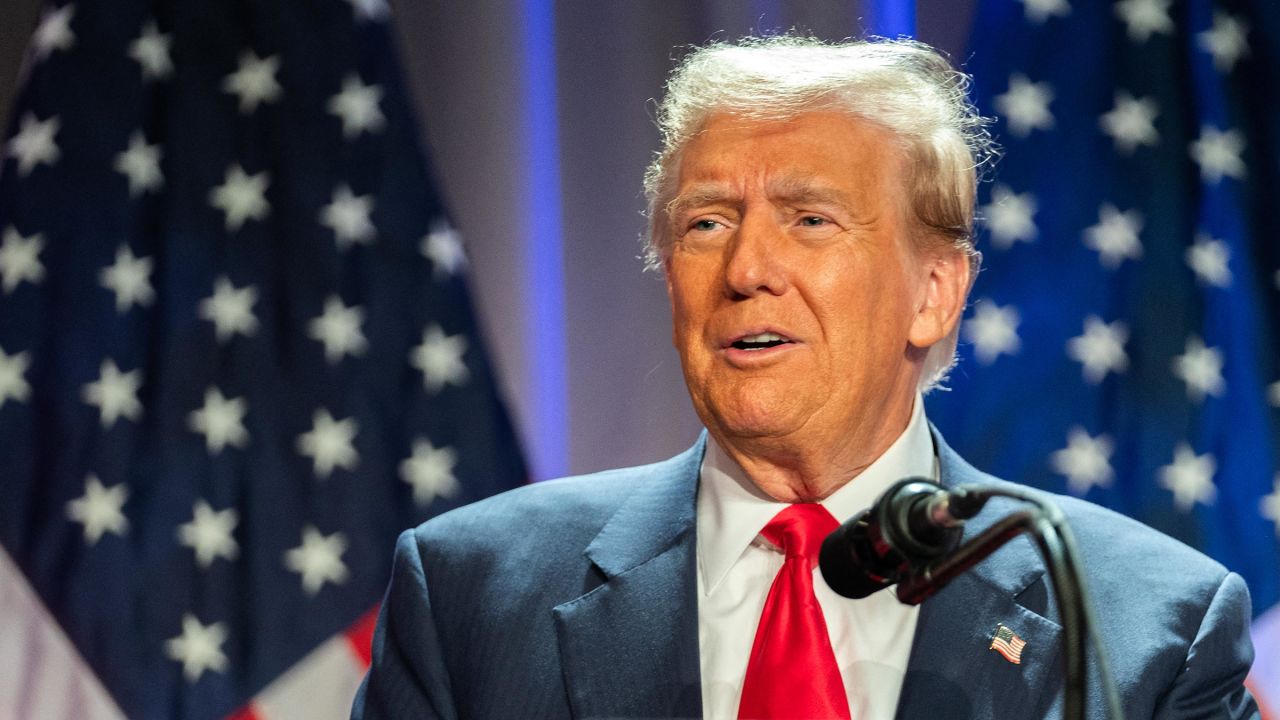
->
[[990, 624, 1027, 665]]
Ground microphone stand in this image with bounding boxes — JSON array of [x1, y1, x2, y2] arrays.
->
[[895, 487, 1124, 720]]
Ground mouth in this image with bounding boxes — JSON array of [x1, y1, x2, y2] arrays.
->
[[728, 331, 796, 352]]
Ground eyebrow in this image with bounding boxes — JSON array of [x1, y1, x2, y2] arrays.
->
[[665, 177, 856, 221], [768, 176, 855, 209], [664, 184, 736, 221]]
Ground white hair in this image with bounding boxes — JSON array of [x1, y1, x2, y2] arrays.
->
[[643, 35, 997, 391]]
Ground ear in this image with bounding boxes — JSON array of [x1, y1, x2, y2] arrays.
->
[[908, 247, 971, 350]]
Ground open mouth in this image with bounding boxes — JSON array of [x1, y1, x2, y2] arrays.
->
[[730, 332, 793, 351]]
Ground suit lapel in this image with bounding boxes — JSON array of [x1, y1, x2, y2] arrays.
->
[[553, 437, 706, 720], [895, 429, 1064, 720], [549, 428, 1066, 718]]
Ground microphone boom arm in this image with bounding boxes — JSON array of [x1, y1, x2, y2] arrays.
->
[[896, 487, 1123, 720], [895, 507, 1039, 605]]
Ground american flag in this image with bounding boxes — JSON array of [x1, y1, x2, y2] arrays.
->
[[0, 1, 526, 718], [989, 624, 1027, 665], [926, 0, 1280, 708]]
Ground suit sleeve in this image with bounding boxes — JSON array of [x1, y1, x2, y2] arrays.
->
[[351, 529, 458, 720], [1153, 571, 1260, 719]]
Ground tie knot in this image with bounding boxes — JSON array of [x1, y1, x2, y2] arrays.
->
[[760, 503, 839, 565]]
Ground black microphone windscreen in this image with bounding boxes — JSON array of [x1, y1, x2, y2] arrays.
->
[[819, 519, 890, 600]]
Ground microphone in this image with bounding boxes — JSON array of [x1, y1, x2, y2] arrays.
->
[[819, 479, 986, 600]]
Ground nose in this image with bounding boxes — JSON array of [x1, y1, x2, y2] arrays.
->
[[723, 209, 788, 298]]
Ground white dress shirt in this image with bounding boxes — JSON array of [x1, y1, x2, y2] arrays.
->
[[696, 396, 937, 719]]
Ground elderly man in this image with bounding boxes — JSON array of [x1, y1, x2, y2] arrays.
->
[[352, 37, 1258, 719]]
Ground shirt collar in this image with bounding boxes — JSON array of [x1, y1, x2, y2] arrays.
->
[[696, 394, 937, 596]]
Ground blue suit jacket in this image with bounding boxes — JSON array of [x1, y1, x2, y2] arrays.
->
[[351, 431, 1259, 719]]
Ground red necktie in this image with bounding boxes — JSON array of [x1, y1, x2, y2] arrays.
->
[[738, 503, 851, 720]]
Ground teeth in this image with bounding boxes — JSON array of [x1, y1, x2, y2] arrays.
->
[[741, 332, 785, 343]]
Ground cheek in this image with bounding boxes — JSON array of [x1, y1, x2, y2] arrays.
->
[[668, 264, 718, 337], [669, 292, 700, 346], [814, 264, 915, 356], [667, 286, 711, 376]]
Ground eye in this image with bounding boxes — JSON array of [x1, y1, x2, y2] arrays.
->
[[799, 215, 828, 227], [690, 219, 722, 232]]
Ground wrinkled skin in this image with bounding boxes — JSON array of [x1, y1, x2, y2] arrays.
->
[[664, 111, 970, 502]]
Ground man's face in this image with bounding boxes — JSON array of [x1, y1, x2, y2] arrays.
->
[[664, 111, 965, 467]]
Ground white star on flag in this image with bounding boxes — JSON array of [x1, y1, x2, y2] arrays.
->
[[345, 0, 390, 22], [1019, 0, 1069, 24], [320, 185, 376, 249], [307, 295, 368, 363], [1050, 427, 1115, 495], [1113, 0, 1174, 42], [0, 226, 46, 293], [400, 438, 460, 506], [284, 526, 350, 595], [0, 346, 32, 410], [177, 500, 240, 568], [1190, 126, 1246, 183], [422, 221, 467, 278], [1186, 234, 1232, 288], [1198, 11, 1249, 72], [165, 614, 228, 682], [297, 409, 359, 479], [328, 74, 385, 138], [114, 131, 164, 197], [30, 4, 75, 62], [209, 164, 271, 231], [198, 276, 259, 342], [1269, 380, 1280, 408], [1171, 336, 1225, 403], [994, 74, 1054, 137], [1066, 316, 1129, 383], [411, 324, 470, 392], [1262, 475, 1280, 537], [981, 185, 1038, 250], [222, 51, 282, 114], [1083, 204, 1143, 268], [99, 245, 155, 313], [66, 474, 129, 545], [128, 21, 173, 81], [1099, 92, 1159, 154], [963, 300, 1021, 365], [82, 358, 143, 428], [188, 387, 249, 454], [1159, 443, 1217, 511], [5, 113, 61, 177]]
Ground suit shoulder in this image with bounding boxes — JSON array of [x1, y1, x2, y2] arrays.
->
[[1037, 478, 1220, 560], [1058, 492, 1225, 577], [939, 435, 1227, 582], [979, 476, 1230, 592], [420, 469, 632, 536], [412, 446, 700, 553]]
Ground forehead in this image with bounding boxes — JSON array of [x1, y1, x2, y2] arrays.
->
[[673, 111, 906, 197]]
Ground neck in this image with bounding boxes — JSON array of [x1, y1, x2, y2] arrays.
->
[[714, 396, 917, 503]]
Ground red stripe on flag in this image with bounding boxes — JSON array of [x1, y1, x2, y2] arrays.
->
[[345, 605, 380, 668], [224, 702, 262, 720], [1248, 679, 1275, 720], [990, 641, 1022, 664]]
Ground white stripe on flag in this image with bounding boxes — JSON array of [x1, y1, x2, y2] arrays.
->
[[1251, 605, 1280, 713], [0, 546, 126, 720], [250, 627, 369, 720]]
